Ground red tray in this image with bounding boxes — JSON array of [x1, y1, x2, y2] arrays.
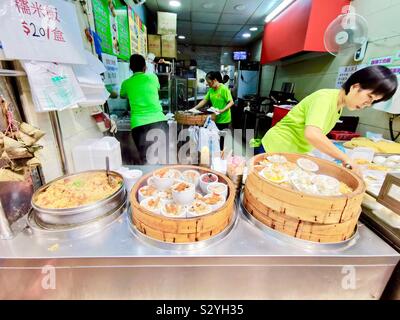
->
[[328, 131, 361, 140]]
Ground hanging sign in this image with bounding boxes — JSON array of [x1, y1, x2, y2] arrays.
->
[[102, 52, 118, 86], [92, 0, 113, 55], [128, 6, 147, 57], [115, 4, 130, 61], [0, 0, 85, 64], [369, 56, 393, 66]]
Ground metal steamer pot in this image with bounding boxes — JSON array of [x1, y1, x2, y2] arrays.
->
[[31, 170, 127, 226]]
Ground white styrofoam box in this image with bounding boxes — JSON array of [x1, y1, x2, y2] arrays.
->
[[91, 137, 122, 170], [72, 138, 98, 172], [72, 137, 122, 172], [348, 147, 375, 162]]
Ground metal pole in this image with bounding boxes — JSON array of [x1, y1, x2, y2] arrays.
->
[[0, 200, 13, 240], [49, 110, 68, 175]]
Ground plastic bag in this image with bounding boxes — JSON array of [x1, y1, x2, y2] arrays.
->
[[198, 116, 221, 166], [199, 124, 220, 155]]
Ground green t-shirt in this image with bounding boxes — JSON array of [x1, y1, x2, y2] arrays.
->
[[120, 72, 167, 128], [262, 89, 342, 153], [205, 84, 233, 124]]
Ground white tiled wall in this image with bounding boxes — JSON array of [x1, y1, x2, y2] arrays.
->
[[268, 0, 400, 139]]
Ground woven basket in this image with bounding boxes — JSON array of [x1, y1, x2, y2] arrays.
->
[[175, 112, 216, 126]]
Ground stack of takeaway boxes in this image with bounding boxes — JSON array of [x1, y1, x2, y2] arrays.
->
[[147, 12, 177, 59]]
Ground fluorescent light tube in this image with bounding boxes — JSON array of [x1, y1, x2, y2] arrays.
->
[[265, 0, 296, 23]]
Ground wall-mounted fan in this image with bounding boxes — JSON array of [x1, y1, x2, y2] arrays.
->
[[324, 12, 368, 60]]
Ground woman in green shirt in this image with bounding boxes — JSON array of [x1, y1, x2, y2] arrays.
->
[[261, 65, 398, 174], [120, 54, 168, 164], [192, 71, 234, 150]]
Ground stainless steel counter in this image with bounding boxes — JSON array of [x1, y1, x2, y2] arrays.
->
[[0, 166, 399, 299]]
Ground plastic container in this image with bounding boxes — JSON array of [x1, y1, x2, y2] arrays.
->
[[120, 169, 142, 193], [72, 137, 122, 172], [348, 147, 375, 163]]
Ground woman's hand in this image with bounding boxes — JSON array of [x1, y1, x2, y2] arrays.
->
[[342, 158, 362, 177], [304, 126, 363, 176]]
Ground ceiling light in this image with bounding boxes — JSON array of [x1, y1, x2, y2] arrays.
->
[[178, 35, 186, 39], [234, 4, 246, 11], [169, 1, 181, 8], [202, 2, 215, 9], [249, 27, 258, 31], [242, 33, 251, 38], [265, 0, 295, 23]]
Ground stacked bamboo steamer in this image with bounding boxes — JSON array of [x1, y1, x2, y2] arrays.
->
[[130, 165, 236, 243], [175, 111, 216, 126], [243, 153, 366, 243]]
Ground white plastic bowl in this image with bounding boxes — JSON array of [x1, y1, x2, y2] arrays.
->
[[182, 170, 200, 186], [199, 173, 218, 193], [152, 170, 175, 190], [206, 182, 228, 199], [160, 201, 187, 218], [171, 181, 195, 205]]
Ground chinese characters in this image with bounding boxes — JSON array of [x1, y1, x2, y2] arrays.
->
[[370, 57, 392, 66], [15, 0, 65, 42]]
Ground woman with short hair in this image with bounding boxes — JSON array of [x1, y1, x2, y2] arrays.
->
[[261, 65, 398, 174]]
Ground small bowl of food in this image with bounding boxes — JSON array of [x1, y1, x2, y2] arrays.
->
[[140, 196, 162, 214], [138, 185, 158, 202], [312, 174, 340, 196], [199, 173, 218, 193], [259, 167, 288, 184], [206, 182, 228, 199], [171, 181, 195, 205], [203, 193, 225, 210], [157, 189, 173, 202], [182, 170, 200, 186], [187, 200, 212, 217], [267, 154, 288, 164], [169, 169, 183, 181], [152, 168, 176, 190], [160, 201, 187, 218], [296, 158, 319, 172]]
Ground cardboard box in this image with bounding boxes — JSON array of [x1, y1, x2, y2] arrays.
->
[[147, 34, 161, 57], [161, 35, 177, 58], [157, 12, 177, 35]]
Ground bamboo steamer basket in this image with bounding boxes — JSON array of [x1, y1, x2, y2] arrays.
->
[[130, 165, 235, 243], [175, 112, 216, 126], [243, 153, 366, 243]]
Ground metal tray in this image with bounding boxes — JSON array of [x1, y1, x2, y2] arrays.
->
[[239, 193, 359, 252], [127, 205, 238, 251], [35, 191, 127, 226], [26, 199, 127, 241], [31, 170, 126, 216]]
